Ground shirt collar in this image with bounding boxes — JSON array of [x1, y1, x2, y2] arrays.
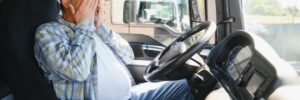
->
[[58, 17, 76, 29]]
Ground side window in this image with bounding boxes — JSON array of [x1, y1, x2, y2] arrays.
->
[[188, 0, 213, 45], [243, 0, 300, 69]]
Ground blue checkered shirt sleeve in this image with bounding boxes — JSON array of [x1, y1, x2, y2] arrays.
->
[[34, 19, 96, 82]]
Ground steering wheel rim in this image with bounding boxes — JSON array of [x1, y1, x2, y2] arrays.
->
[[144, 21, 217, 82]]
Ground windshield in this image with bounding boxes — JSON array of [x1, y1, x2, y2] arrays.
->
[[117, 0, 191, 45], [243, 0, 300, 72], [137, 2, 176, 23], [136, 0, 190, 32]]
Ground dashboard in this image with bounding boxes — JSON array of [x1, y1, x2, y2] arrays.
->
[[208, 31, 278, 99]]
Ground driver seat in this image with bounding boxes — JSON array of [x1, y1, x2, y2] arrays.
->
[[0, 0, 60, 99]]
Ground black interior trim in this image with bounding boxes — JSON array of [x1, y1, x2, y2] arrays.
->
[[119, 33, 165, 47], [0, 85, 11, 98], [0, 0, 59, 99]]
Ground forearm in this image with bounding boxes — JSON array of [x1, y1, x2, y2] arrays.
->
[[35, 20, 95, 82]]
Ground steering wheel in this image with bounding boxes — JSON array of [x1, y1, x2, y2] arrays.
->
[[144, 21, 217, 82]]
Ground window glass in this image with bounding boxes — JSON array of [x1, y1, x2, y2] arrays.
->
[[243, 0, 300, 70], [151, 0, 191, 45], [137, 2, 176, 23], [135, 0, 191, 33], [191, 0, 206, 26], [110, 0, 207, 46]]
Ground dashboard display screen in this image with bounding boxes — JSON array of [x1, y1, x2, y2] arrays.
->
[[225, 46, 253, 80], [246, 72, 264, 94]]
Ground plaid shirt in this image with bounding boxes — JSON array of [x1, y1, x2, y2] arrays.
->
[[34, 17, 134, 100]]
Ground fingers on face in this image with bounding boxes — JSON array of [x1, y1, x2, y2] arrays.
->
[[93, 0, 99, 10], [76, 0, 99, 14], [68, 4, 76, 14], [78, 0, 87, 10], [88, 0, 98, 11]]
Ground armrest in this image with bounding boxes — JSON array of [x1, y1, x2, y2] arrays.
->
[[142, 44, 165, 52], [131, 43, 164, 60]]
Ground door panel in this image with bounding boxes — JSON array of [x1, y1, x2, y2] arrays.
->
[[120, 33, 165, 60], [120, 33, 165, 83]]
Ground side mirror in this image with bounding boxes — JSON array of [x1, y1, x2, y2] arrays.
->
[[123, 1, 130, 23], [123, 0, 134, 24]]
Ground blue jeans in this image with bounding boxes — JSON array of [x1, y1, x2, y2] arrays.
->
[[130, 79, 194, 100]]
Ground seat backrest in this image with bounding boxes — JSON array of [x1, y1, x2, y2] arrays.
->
[[0, 0, 60, 99]]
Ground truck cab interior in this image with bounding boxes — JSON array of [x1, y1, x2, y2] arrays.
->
[[1, 0, 300, 100]]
